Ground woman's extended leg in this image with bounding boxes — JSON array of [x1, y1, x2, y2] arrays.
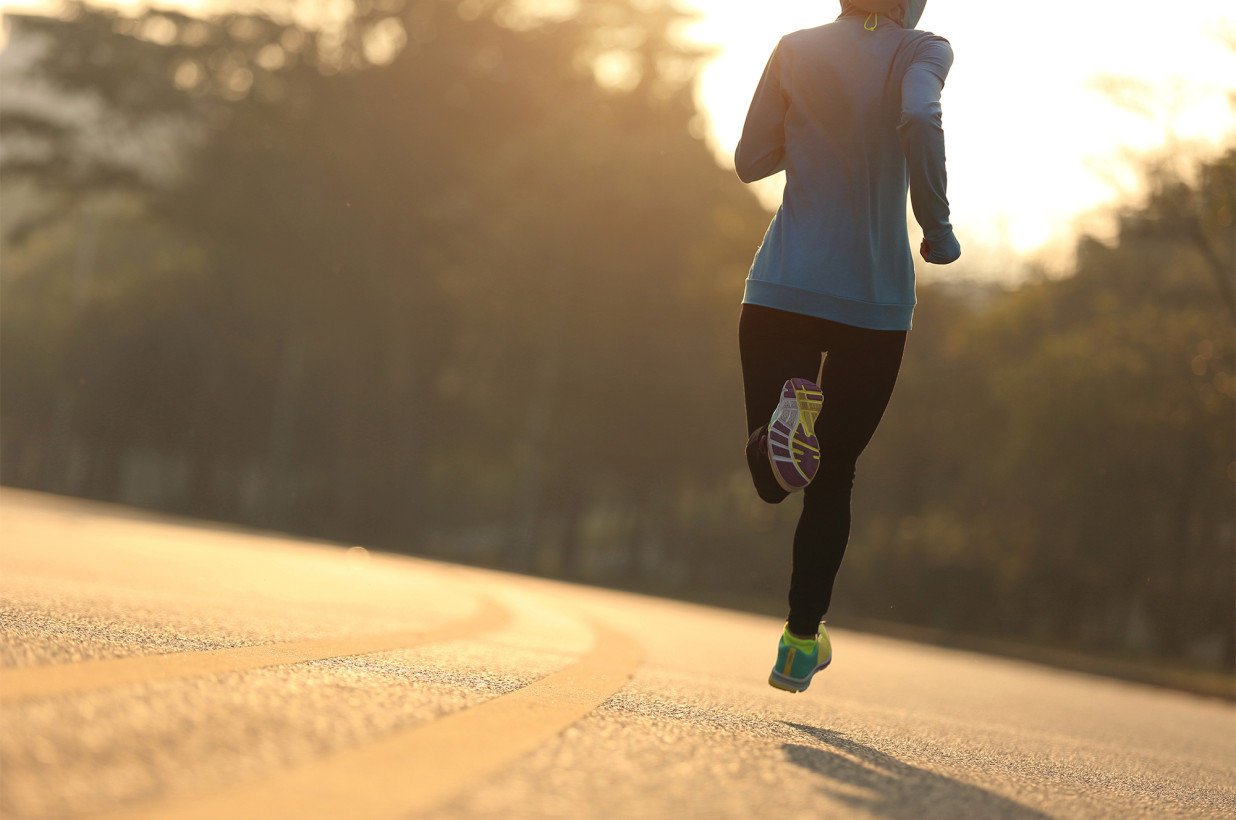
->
[[785, 322, 906, 635]]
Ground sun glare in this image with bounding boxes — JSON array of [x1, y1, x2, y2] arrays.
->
[[2, 0, 1232, 264], [682, 0, 1236, 264]]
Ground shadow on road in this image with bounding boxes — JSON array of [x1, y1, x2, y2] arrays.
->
[[782, 722, 1049, 820]]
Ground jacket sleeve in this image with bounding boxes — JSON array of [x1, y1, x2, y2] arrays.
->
[[734, 40, 788, 184], [898, 36, 960, 264]]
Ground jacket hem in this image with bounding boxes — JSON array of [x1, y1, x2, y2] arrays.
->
[[742, 279, 914, 331]]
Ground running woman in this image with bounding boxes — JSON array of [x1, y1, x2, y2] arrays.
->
[[735, 0, 959, 692]]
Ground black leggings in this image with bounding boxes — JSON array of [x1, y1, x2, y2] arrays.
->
[[739, 303, 906, 636]]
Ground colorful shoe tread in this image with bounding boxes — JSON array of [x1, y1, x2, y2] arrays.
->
[[766, 378, 824, 493]]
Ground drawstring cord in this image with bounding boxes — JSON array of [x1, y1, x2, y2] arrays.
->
[[864, 12, 878, 30]]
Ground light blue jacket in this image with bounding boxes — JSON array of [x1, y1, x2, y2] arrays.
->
[[736, 0, 958, 331]]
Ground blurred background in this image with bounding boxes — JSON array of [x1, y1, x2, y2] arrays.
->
[[0, 0, 1232, 676]]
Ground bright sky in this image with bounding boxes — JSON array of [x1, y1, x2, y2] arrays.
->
[[682, 0, 1236, 264], [3, 0, 1234, 266]]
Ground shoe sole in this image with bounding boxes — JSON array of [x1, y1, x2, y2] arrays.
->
[[767, 654, 832, 693], [767, 378, 823, 493]]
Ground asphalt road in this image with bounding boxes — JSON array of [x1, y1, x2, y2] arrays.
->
[[1, 488, 1233, 819]]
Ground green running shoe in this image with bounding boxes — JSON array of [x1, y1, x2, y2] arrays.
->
[[768, 623, 831, 693]]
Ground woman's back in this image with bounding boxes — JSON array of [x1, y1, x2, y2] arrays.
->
[[736, 5, 957, 331]]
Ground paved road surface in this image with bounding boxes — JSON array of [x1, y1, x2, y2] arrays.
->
[[1, 488, 1233, 819]]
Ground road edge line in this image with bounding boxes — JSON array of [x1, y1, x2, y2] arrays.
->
[[0, 598, 507, 703], [105, 621, 641, 820]]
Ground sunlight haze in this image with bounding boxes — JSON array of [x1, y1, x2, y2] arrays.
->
[[3, 0, 1234, 265], [683, 0, 1236, 262]]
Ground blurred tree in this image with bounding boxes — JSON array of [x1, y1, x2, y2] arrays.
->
[[1, 0, 768, 559], [848, 149, 1235, 667], [3, 2, 1231, 671]]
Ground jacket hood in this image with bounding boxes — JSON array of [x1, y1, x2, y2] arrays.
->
[[840, 0, 927, 29]]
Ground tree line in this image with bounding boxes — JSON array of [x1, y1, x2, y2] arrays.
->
[[2, 1, 1232, 670]]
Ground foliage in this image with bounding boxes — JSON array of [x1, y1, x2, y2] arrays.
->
[[2, 2, 1232, 668], [851, 148, 1236, 666], [1, 0, 764, 546]]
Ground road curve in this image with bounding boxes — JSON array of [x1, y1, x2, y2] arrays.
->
[[1, 488, 1233, 819]]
